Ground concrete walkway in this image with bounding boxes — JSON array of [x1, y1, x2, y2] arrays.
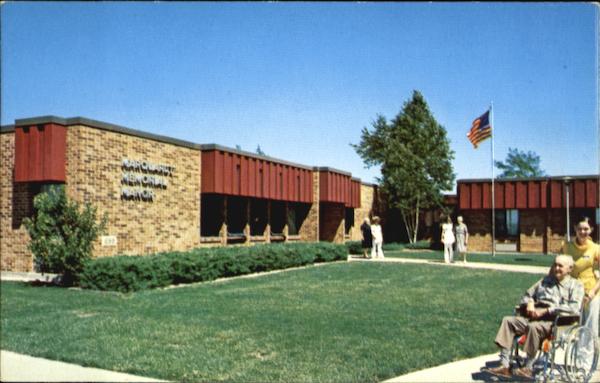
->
[[384, 351, 600, 382], [347, 254, 551, 275], [0, 350, 167, 382]]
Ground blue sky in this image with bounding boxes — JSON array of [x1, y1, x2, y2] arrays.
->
[[1, 2, 598, 190]]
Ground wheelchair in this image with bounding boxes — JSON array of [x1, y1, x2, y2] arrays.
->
[[510, 306, 599, 383]]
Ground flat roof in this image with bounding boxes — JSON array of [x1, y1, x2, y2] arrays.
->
[[457, 175, 599, 183], [2, 115, 368, 183]]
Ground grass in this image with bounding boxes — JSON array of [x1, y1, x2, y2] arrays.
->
[[1, 262, 541, 382], [384, 249, 555, 267]]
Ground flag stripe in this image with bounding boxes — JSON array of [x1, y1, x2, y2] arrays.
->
[[467, 110, 492, 148]]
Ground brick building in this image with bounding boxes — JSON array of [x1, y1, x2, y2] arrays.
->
[[457, 176, 599, 253], [1, 116, 379, 272]]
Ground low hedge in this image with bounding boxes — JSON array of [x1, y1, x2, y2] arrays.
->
[[405, 240, 431, 250], [345, 241, 363, 255], [79, 242, 347, 292]]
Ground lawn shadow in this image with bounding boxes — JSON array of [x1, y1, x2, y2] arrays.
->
[[26, 275, 63, 288]]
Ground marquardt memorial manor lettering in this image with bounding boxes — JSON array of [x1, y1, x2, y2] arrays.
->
[[121, 159, 175, 202]]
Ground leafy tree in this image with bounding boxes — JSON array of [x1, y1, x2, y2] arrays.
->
[[495, 147, 546, 178], [353, 90, 455, 243], [24, 185, 107, 286]]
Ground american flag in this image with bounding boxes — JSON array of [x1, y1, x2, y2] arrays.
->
[[467, 110, 492, 148]]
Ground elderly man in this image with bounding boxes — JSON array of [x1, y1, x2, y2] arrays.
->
[[487, 254, 584, 379]]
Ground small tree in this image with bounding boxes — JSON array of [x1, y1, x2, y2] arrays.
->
[[495, 147, 546, 178], [353, 90, 455, 243], [24, 185, 107, 285]]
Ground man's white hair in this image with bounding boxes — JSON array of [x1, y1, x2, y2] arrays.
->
[[555, 254, 574, 268]]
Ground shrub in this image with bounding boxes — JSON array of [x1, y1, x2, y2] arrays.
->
[[405, 240, 431, 250], [79, 242, 347, 292], [345, 241, 363, 255], [382, 242, 406, 251], [23, 185, 107, 286]]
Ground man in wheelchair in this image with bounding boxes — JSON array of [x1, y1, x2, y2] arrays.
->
[[487, 255, 585, 380]]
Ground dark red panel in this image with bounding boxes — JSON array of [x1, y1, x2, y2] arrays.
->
[[550, 180, 563, 208], [347, 180, 361, 208], [201, 151, 215, 193], [200, 149, 314, 202], [482, 182, 491, 209], [540, 181, 548, 208], [248, 158, 256, 196], [458, 183, 470, 209], [516, 182, 527, 209], [14, 123, 67, 182], [471, 183, 482, 209], [586, 179, 598, 208], [573, 180, 586, 208], [505, 182, 515, 209], [240, 156, 248, 196], [495, 183, 505, 209], [528, 182, 540, 209], [318, 170, 352, 205]]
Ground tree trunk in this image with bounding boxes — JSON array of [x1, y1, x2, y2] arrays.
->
[[400, 209, 413, 243], [413, 196, 420, 243]]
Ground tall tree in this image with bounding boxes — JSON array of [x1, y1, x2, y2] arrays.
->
[[353, 90, 455, 243], [495, 147, 546, 178]]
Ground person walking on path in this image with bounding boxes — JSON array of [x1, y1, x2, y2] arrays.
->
[[441, 216, 455, 264], [371, 216, 384, 259], [455, 216, 469, 263], [360, 217, 373, 259]]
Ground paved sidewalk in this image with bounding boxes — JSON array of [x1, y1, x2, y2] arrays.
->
[[347, 254, 550, 275], [384, 352, 600, 382], [0, 350, 167, 382]]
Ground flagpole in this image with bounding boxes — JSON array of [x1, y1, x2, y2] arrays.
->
[[490, 103, 496, 257]]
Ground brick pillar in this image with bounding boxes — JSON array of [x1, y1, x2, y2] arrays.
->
[[244, 199, 251, 245], [266, 201, 272, 243], [299, 172, 319, 242], [221, 196, 228, 245]]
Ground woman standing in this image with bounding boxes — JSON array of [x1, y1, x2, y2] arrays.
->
[[563, 217, 600, 336], [370, 216, 384, 259], [455, 216, 469, 263], [360, 217, 372, 259], [441, 216, 455, 264]]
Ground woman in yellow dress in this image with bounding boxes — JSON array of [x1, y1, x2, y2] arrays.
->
[[562, 216, 600, 338], [562, 217, 600, 368]]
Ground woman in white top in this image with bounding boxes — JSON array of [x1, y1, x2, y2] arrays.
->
[[441, 216, 455, 264], [455, 216, 469, 263], [370, 216, 384, 259]]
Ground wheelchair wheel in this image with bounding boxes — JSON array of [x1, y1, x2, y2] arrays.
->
[[563, 325, 599, 383]]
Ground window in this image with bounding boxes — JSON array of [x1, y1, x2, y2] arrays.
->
[[345, 208, 354, 235], [201, 194, 224, 237], [495, 209, 519, 238], [12, 182, 63, 229], [287, 203, 309, 236]]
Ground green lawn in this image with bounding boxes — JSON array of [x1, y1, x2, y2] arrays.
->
[[384, 249, 555, 267], [1, 263, 541, 382]]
